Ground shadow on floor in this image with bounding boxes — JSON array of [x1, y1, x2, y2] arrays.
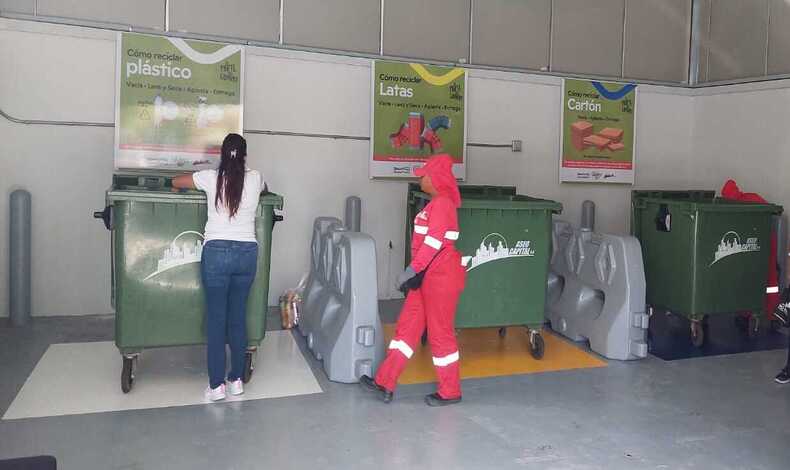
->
[[648, 309, 788, 361]]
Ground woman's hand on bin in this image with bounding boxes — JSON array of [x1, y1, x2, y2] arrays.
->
[[172, 173, 196, 190]]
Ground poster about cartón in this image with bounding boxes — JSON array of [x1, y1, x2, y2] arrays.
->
[[370, 60, 466, 179], [115, 33, 244, 171], [560, 79, 636, 184]]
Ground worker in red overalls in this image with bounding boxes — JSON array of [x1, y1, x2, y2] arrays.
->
[[720, 180, 781, 322], [720, 180, 788, 384], [360, 154, 466, 406]]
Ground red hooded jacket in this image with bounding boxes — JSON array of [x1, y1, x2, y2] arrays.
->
[[410, 155, 461, 273]]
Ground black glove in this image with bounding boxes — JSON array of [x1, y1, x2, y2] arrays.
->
[[396, 266, 417, 293]]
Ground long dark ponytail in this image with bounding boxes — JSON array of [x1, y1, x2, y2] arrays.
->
[[216, 133, 247, 218]]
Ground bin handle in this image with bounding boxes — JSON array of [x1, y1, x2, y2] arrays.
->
[[654, 204, 671, 232], [139, 176, 166, 189], [93, 206, 113, 230], [273, 208, 284, 225]]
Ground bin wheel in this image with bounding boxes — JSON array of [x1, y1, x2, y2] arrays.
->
[[498, 327, 507, 339], [529, 331, 545, 360], [690, 319, 706, 348], [121, 356, 135, 394], [747, 314, 760, 339], [243, 351, 254, 384]]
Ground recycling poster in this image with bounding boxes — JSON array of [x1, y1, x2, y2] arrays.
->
[[115, 33, 244, 171], [370, 60, 466, 179], [560, 79, 636, 184]]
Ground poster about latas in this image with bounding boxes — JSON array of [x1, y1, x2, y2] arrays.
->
[[560, 79, 636, 184], [115, 33, 244, 171], [370, 60, 466, 179]]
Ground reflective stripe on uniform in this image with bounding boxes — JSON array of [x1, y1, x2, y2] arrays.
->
[[445, 231, 459, 240], [424, 236, 442, 250], [432, 351, 460, 367], [388, 340, 414, 358], [767, 286, 780, 294], [414, 225, 428, 235]]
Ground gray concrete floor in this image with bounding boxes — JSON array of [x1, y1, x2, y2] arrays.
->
[[1, 305, 789, 470]]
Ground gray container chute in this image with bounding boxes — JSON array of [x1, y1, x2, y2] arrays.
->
[[546, 220, 648, 360], [299, 217, 344, 338], [300, 217, 384, 383]]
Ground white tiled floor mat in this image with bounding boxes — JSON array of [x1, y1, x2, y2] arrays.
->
[[3, 331, 322, 420]]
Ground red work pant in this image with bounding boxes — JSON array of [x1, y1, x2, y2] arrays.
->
[[375, 251, 465, 399]]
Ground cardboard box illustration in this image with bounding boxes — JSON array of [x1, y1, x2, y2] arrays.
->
[[607, 141, 625, 152], [571, 121, 594, 150], [598, 128, 624, 143], [583, 134, 611, 150]]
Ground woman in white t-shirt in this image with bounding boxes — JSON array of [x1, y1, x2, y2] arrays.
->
[[173, 133, 264, 401]]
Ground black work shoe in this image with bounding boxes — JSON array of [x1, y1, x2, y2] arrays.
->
[[775, 368, 790, 384], [359, 375, 393, 403], [424, 393, 462, 407]]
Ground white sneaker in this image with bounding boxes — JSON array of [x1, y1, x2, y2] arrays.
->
[[228, 379, 244, 396], [205, 384, 226, 402]]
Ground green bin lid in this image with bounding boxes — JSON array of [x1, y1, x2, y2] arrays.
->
[[639, 197, 782, 214], [412, 191, 562, 212], [108, 189, 283, 206], [107, 174, 282, 206], [631, 189, 715, 200]]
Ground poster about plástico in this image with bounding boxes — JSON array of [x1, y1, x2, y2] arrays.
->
[[370, 60, 466, 179], [115, 33, 244, 171], [560, 79, 636, 184]]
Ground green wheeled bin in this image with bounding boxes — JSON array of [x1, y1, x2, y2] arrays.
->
[[405, 184, 517, 267], [632, 194, 782, 347], [630, 190, 715, 238], [407, 190, 562, 359], [94, 175, 283, 393]]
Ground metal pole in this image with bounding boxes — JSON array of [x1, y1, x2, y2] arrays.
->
[[581, 200, 595, 232], [688, 0, 704, 85], [345, 196, 362, 232], [10, 190, 32, 327]]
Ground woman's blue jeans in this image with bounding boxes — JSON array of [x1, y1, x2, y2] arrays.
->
[[201, 240, 258, 389]]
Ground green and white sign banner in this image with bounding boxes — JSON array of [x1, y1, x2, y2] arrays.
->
[[560, 78, 636, 184], [115, 33, 244, 171], [370, 60, 466, 179]]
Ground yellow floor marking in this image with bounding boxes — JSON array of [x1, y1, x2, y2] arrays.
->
[[383, 325, 607, 385]]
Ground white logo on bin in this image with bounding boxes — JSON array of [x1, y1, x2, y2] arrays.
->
[[710, 231, 760, 266], [144, 231, 204, 280], [462, 233, 534, 272]]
